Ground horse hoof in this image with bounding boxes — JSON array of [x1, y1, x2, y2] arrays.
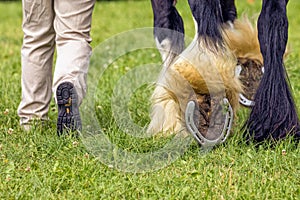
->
[[185, 94, 233, 149], [236, 59, 264, 107]]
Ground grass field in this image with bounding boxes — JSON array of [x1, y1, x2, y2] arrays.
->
[[1, 1, 300, 199]]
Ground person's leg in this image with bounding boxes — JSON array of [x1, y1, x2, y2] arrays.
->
[[53, 0, 95, 134], [18, 0, 55, 128], [53, 0, 95, 105]]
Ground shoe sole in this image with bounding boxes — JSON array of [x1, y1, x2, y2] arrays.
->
[[56, 82, 82, 136]]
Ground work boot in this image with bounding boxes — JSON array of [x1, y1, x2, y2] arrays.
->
[[56, 82, 82, 136]]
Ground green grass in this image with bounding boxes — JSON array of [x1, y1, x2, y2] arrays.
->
[[1, 1, 300, 199]]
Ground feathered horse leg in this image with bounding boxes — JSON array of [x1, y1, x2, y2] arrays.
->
[[148, 0, 242, 137], [244, 0, 300, 142], [181, 0, 242, 146], [221, 0, 264, 107], [147, 0, 185, 134]]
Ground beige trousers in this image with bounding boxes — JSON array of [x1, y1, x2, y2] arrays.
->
[[18, 0, 95, 125]]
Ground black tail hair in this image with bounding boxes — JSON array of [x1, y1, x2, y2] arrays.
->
[[244, 0, 300, 142]]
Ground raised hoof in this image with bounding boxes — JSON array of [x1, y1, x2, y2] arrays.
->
[[185, 95, 233, 148]]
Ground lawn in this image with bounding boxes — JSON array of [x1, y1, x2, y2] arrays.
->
[[0, 0, 300, 199]]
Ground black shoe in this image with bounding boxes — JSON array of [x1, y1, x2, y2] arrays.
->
[[56, 82, 82, 136]]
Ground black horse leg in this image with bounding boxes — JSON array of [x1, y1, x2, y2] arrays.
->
[[188, 0, 224, 50], [220, 0, 237, 23], [150, 0, 185, 66], [245, 0, 300, 142]]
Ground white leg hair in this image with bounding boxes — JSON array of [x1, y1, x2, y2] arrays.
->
[[147, 61, 193, 135]]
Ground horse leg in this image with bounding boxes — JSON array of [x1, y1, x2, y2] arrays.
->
[[244, 0, 300, 142], [181, 0, 241, 147], [151, 0, 184, 67], [220, 0, 237, 23], [221, 0, 264, 107], [148, 0, 185, 134]]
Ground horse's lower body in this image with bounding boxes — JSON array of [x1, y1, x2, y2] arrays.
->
[[149, 0, 299, 146]]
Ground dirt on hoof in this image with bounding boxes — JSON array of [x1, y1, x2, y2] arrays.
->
[[238, 59, 263, 101], [190, 93, 226, 140]]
